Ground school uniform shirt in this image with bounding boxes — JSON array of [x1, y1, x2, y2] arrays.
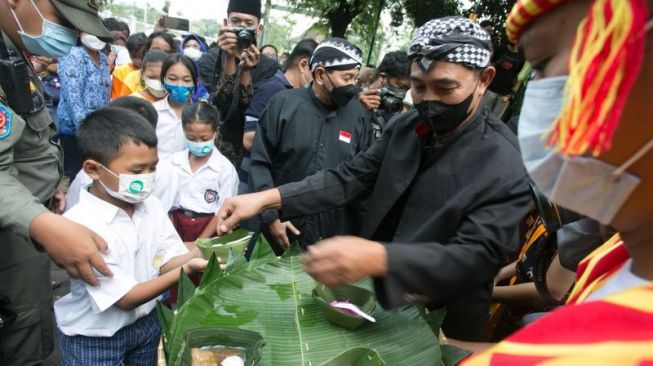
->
[[250, 87, 373, 246], [170, 149, 239, 214], [55, 189, 188, 337], [276, 107, 531, 340], [64, 160, 179, 213], [153, 97, 186, 159]]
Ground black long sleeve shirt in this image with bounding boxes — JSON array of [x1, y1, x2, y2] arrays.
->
[[277, 107, 532, 340], [249, 87, 373, 247]]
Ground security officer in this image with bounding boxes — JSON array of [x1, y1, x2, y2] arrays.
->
[[0, 0, 113, 364]]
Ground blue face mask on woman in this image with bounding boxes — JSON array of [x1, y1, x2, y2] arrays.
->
[[10, 0, 78, 58], [164, 82, 195, 104]]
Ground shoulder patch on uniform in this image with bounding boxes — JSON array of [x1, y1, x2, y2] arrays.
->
[[0, 104, 12, 139]]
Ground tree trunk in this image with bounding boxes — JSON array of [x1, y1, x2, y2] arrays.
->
[[329, 16, 350, 38], [327, 0, 364, 38]]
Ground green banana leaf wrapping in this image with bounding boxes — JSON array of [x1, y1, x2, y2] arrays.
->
[[159, 238, 470, 365], [195, 229, 253, 262], [312, 284, 376, 330]]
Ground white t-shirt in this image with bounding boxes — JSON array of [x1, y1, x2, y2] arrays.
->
[[585, 259, 650, 302], [170, 149, 239, 214], [65, 160, 179, 213], [153, 98, 186, 160], [55, 189, 188, 337]]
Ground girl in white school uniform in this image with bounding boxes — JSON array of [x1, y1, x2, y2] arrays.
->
[[153, 54, 197, 159], [169, 102, 239, 243]]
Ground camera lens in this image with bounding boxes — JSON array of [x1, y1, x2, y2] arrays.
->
[[381, 96, 402, 113], [237, 29, 255, 49]]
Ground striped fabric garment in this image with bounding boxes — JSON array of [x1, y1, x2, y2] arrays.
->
[[462, 235, 653, 365], [58, 310, 161, 366]]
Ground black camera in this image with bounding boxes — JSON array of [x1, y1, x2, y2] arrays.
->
[[230, 27, 257, 49], [379, 87, 404, 114], [530, 183, 583, 233]]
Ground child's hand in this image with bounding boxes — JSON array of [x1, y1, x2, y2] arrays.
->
[[189, 245, 202, 258], [183, 258, 209, 274]]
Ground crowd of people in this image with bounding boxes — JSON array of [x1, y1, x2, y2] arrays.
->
[[0, 0, 651, 364]]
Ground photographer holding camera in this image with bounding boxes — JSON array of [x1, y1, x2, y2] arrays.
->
[[198, 0, 280, 167], [358, 51, 411, 139]]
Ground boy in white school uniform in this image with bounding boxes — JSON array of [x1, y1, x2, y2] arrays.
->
[[54, 107, 207, 365], [65, 96, 179, 212]]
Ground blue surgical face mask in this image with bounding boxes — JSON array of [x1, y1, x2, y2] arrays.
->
[[164, 81, 194, 104], [186, 137, 215, 157], [10, 0, 79, 58], [517, 76, 568, 196]]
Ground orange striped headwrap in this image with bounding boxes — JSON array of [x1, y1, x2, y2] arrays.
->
[[507, 0, 650, 156]]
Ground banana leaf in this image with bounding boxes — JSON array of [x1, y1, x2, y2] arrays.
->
[[319, 348, 384, 366], [161, 239, 447, 365], [195, 229, 254, 262], [312, 284, 377, 330]]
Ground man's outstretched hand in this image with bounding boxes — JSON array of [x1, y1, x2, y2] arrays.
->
[[29, 212, 112, 286], [302, 236, 388, 287], [216, 189, 282, 235]]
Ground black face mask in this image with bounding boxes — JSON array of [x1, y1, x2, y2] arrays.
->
[[325, 73, 359, 107], [415, 90, 476, 134]]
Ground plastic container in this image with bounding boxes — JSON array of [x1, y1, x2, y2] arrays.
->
[[178, 327, 264, 366]]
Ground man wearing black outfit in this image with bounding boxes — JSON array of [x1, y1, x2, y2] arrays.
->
[[216, 17, 531, 341], [198, 0, 279, 166], [249, 38, 373, 251], [485, 41, 525, 119]]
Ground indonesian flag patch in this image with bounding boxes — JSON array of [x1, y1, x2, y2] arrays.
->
[[339, 130, 352, 144]]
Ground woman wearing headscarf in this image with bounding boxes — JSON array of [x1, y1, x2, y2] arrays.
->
[[181, 33, 210, 102]]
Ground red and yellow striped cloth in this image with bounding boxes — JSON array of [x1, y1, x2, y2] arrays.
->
[[507, 0, 649, 157], [462, 235, 653, 365]]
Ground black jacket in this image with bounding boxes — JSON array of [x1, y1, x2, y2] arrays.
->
[[198, 48, 279, 156], [250, 87, 373, 247], [278, 106, 531, 340]]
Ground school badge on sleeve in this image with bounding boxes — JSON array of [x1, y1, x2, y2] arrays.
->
[[204, 189, 218, 204], [0, 104, 12, 139]]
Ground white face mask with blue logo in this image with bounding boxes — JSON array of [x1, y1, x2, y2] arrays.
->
[[98, 165, 155, 204], [186, 136, 215, 157]]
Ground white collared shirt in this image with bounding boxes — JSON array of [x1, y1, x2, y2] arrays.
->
[[65, 160, 180, 213], [55, 189, 188, 337], [153, 97, 186, 160], [171, 149, 239, 214]]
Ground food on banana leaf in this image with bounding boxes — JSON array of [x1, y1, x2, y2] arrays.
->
[[179, 327, 264, 366], [190, 346, 245, 366], [195, 229, 253, 261], [312, 284, 376, 329], [329, 300, 376, 322]]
